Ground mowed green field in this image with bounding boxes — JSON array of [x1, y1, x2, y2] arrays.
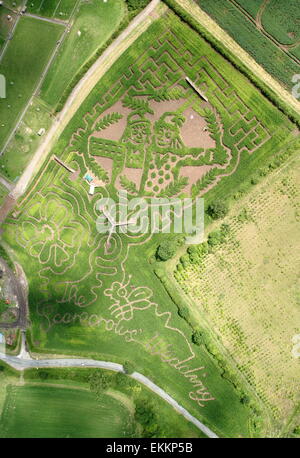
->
[[0, 363, 206, 438], [0, 7, 17, 40], [2, 7, 296, 438], [0, 16, 63, 150], [40, 0, 126, 109], [27, 0, 76, 20], [0, 384, 131, 438], [197, 0, 300, 90], [0, 97, 53, 182]]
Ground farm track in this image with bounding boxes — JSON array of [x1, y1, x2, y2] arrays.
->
[[0, 350, 219, 438], [179, 0, 300, 114], [11, 0, 163, 200]]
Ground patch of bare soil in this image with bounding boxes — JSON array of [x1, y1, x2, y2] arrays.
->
[[94, 156, 113, 181], [69, 169, 80, 181], [116, 167, 143, 191], [180, 165, 213, 192], [147, 98, 186, 123], [181, 107, 215, 149]]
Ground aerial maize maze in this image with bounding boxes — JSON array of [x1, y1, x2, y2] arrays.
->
[[1, 10, 296, 436]]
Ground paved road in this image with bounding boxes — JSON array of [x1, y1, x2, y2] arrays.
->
[[0, 351, 218, 438], [177, 0, 300, 115], [0, 0, 81, 156], [0, 17, 68, 156], [0, 0, 27, 63]]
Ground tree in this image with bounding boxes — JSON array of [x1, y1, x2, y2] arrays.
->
[[125, 0, 150, 11], [207, 200, 229, 220], [156, 240, 177, 261], [192, 330, 202, 346], [123, 361, 135, 375], [178, 305, 189, 320], [89, 371, 110, 397]]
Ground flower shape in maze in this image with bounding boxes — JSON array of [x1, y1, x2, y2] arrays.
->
[[18, 196, 84, 271]]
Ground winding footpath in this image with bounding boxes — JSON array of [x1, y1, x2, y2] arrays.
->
[[0, 350, 218, 438]]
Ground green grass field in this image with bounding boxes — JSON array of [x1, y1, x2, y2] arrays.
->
[[197, 0, 300, 90], [0, 364, 206, 438], [0, 384, 132, 438], [262, 0, 299, 45], [1, 5, 297, 438], [0, 7, 17, 40], [0, 97, 53, 182], [39, 0, 125, 109], [27, 0, 76, 20], [0, 16, 63, 151]]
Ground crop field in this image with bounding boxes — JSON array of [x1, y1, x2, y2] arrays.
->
[[40, 0, 125, 109], [0, 16, 64, 151], [0, 97, 53, 182], [1, 8, 296, 437], [27, 0, 76, 20], [0, 384, 133, 438], [173, 153, 300, 430], [197, 0, 300, 91], [261, 0, 299, 45]]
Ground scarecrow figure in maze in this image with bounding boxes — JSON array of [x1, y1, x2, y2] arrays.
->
[[121, 112, 152, 168], [154, 112, 185, 149], [89, 92, 229, 196]]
